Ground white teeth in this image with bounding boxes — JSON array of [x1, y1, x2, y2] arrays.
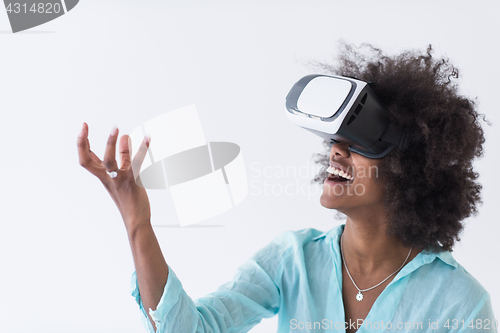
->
[[326, 166, 353, 180]]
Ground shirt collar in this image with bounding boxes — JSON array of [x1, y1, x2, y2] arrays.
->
[[312, 223, 458, 271], [312, 223, 343, 242]]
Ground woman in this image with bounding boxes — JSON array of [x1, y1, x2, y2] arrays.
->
[[77, 44, 497, 332]]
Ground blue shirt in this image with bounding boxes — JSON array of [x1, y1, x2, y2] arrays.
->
[[130, 224, 497, 332]]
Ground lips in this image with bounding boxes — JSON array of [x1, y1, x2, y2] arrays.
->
[[327, 161, 354, 180]]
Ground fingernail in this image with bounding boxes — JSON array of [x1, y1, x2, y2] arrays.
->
[[78, 123, 85, 137], [144, 136, 150, 144], [110, 127, 118, 136]]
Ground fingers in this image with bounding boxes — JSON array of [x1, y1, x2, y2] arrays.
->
[[89, 150, 103, 164], [131, 136, 151, 179], [103, 127, 119, 172], [78, 123, 151, 184], [119, 135, 132, 170], [77, 123, 106, 178]]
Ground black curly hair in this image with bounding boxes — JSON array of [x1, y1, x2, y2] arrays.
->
[[310, 42, 487, 252]]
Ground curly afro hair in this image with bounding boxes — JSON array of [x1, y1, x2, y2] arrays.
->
[[310, 43, 486, 252]]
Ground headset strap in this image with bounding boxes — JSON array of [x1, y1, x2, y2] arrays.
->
[[380, 123, 411, 151]]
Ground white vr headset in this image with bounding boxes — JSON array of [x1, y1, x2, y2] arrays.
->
[[285, 74, 411, 158]]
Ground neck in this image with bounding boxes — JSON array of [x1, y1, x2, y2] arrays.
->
[[340, 206, 417, 276]]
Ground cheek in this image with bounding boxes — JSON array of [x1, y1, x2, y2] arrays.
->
[[360, 176, 385, 201], [352, 165, 384, 200]]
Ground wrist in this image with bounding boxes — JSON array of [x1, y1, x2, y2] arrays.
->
[[125, 218, 152, 239]]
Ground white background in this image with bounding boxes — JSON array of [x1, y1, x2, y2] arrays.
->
[[0, 1, 498, 332]]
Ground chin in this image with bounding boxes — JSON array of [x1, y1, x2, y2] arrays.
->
[[320, 191, 343, 210]]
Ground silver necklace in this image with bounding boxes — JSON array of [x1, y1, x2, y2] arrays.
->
[[340, 233, 412, 302]]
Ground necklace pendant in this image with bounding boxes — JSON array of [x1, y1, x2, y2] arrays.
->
[[356, 291, 364, 301]]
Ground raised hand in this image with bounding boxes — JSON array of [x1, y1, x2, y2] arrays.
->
[[77, 122, 152, 231]]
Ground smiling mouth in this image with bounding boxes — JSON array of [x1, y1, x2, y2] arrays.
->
[[326, 166, 354, 183]]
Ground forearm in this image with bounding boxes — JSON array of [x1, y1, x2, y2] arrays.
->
[[126, 225, 283, 333], [127, 220, 169, 332]]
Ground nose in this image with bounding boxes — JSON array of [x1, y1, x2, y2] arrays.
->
[[331, 142, 350, 159]]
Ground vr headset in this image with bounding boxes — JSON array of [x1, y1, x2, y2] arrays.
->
[[285, 74, 410, 158]]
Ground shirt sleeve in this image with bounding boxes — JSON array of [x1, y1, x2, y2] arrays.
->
[[457, 292, 498, 333], [130, 233, 290, 333]]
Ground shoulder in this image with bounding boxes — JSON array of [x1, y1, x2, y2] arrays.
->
[[410, 251, 491, 315], [265, 227, 336, 254], [420, 251, 488, 296], [276, 227, 327, 245], [446, 261, 490, 301], [249, 227, 331, 266]]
